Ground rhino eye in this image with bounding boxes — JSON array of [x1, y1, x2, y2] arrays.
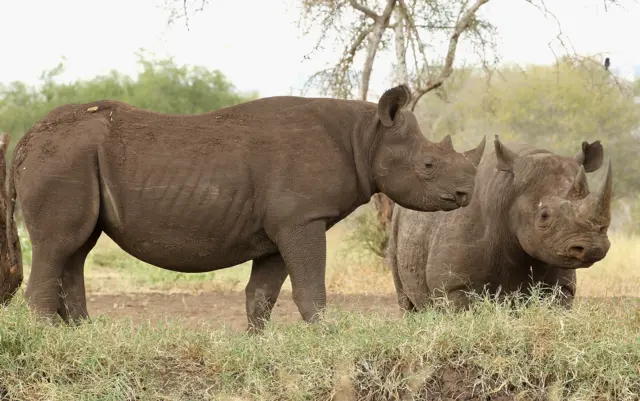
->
[[424, 157, 437, 171], [540, 211, 549, 220]]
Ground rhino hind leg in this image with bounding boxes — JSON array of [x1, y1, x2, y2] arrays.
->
[[57, 228, 101, 323], [20, 148, 101, 322], [27, 228, 97, 323], [245, 252, 289, 333], [275, 221, 327, 324]]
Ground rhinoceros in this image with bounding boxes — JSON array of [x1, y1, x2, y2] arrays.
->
[[388, 136, 612, 311], [0, 84, 486, 332]]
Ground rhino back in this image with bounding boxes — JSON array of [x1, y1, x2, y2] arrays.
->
[[15, 98, 373, 271]]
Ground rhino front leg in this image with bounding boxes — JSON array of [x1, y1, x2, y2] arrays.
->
[[245, 252, 289, 333], [531, 265, 576, 309], [436, 287, 472, 312], [391, 266, 417, 312], [276, 221, 327, 324]]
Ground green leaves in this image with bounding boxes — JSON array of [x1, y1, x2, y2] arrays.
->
[[417, 57, 640, 199], [0, 51, 258, 160]]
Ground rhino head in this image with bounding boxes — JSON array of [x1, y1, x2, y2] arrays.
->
[[496, 137, 612, 269], [370, 85, 486, 212]]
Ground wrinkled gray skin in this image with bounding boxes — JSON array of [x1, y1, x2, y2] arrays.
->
[[3, 84, 486, 332], [388, 136, 613, 311]]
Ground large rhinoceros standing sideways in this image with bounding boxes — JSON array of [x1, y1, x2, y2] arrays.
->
[[0, 85, 487, 332], [388, 135, 612, 311]]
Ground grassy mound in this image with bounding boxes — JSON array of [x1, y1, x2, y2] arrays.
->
[[1, 293, 639, 400]]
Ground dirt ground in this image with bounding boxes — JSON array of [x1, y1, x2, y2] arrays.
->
[[86, 290, 640, 332], [86, 290, 403, 331]]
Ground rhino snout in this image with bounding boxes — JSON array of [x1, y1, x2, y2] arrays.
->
[[567, 241, 610, 264]]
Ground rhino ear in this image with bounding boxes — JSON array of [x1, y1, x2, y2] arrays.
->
[[494, 135, 519, 172], [377, 85, 411, 127], [574, 140, 603, 173], [439, 134, 454, 152]]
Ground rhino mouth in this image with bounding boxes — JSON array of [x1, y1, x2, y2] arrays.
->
[[561, 257, 596, 270], [439, 194, 465, 207]]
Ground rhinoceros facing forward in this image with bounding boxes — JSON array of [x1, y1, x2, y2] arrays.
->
[[388, 136, 612, 311], [0, 85, 486, 332]]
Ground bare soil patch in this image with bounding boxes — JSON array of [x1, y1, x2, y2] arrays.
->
[[87, 290, 402, 331], [86, 290, 640, 334]]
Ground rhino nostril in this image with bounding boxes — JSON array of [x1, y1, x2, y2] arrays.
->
[[455, 191, 469, 205], [569, 246, 585, 258], [570, 246, 584, 253], [568, 244, 607, 263]]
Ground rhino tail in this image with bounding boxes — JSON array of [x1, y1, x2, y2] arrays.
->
[[1, 133, 23, 305]]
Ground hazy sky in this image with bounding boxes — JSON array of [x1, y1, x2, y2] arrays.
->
[[1, 0, 638, 101]]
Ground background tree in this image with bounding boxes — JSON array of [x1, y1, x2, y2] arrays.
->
[[297, 0, 499, 234], [0, 51, 256, 158]]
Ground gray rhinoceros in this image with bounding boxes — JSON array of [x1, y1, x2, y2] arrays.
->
[[388, 135, 612, 311], [0, 85, 487, 332]]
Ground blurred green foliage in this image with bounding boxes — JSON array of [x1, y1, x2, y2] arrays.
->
[[0, 51, 258, 158], [418, 56, 640, 201]]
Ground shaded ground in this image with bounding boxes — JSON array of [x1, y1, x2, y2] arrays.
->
[[87, 290, 402, 331], [86, 290, 640, 332]]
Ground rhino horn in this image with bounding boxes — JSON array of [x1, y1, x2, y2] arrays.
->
[[439, 134, 454, 152], [595, 158, 613, 218], [566, 165, 588, 198], [582, 158, 613, 220], [463, 135, 486, 167]]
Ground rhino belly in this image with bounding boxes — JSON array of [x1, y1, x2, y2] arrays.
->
[[96, 166, 276, 273]]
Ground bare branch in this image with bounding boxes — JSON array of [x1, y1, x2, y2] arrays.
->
[[397, 0, 429, 84], [393, 7, 409, 85], [164, 0, 208, 29], [348, 24, 375, 59], [183, 0, 190, 30], [409, 0, 491, 111], [359, 0, 397, 100], [348, 0, 379, 20], [302, 16, 374, 99], [414, 24, 457, 29]]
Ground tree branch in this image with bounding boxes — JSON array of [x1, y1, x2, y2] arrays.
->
[[359, 0, 397, 100], [348, 0, 380, 20], [409, 0, 491, 111], [347, 24, 374, 59], [393, 7, 409, 85], [397, 0, 429, 80]]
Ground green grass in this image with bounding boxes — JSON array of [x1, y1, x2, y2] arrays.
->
[[1, 292, 639, 400]]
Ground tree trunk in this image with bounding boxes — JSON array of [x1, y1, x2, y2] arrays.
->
[[359, 0, 396, 101], [370, 5, 408, 242]]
